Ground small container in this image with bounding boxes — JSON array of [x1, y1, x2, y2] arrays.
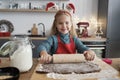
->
[[31, 23, 38, 35]]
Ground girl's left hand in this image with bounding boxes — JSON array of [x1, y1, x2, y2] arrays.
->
[[83, 50, 96, 61]]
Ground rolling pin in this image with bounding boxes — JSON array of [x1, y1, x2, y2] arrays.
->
[[53, 54, 86, 63]]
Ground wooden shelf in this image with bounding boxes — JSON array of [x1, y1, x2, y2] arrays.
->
[[0, 9, 58, 12], [0, 0, 70, 1]]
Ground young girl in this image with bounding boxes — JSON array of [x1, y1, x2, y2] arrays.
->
[[37, 10, 95, 63]]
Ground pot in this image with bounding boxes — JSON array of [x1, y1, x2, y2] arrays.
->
[[0, 32, 11, 37]]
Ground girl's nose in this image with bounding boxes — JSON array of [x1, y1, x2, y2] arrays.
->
[[62, 23, 66, 27]]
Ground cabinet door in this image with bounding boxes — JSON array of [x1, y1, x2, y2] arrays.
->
[[32, 40, 44, 58]]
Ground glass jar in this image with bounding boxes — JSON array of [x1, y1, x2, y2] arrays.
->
[[0, 35, 34, 72]]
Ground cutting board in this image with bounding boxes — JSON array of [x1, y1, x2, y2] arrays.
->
[[30, 54, 120, 80]]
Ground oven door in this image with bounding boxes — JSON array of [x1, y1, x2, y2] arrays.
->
[[88, 46, 106, 58], [83, 41, 106, 58]]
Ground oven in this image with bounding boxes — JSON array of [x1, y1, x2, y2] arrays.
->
[[82, 41, 106, 58]]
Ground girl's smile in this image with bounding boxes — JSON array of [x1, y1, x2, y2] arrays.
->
[[56, 15, 72, 34]]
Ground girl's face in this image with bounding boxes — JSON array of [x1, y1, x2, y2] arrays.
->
[[56, 15, 72, 34]]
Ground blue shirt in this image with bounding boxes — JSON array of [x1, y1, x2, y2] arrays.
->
[[37, 33, 89, 55]]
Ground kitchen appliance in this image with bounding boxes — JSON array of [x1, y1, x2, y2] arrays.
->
[[0, 35, 33, 72], [77, 22, 89, 38], [82, 40, 106, 58]]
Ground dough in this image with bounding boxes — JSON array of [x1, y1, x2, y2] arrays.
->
[[36, 61, 101, 74]]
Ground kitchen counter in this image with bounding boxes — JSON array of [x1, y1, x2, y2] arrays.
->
[[0, 36, 106, 41], [80, 37, 106, 42], [0, 58, 120, 80], [0, 36, 47, 40]]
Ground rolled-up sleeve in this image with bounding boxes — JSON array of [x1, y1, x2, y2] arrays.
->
[[37, 36, 53, 54], [74, 37, 89, 53]]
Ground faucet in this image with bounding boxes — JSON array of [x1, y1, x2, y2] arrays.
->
[[38, 23, 45, 37]]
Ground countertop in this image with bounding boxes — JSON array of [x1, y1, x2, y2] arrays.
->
[[0, 58, 120, 80], [80, 37, 106, 42], [0, 36, 47, 40], [0, 36, 106, 42]]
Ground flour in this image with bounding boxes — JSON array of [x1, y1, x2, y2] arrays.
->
[[10, 44, 33, 72]]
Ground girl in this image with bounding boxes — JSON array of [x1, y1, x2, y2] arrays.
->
[[37, 10, 95, 63]]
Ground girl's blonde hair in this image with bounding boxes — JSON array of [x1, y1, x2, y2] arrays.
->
[[50, 10, 77, 37]]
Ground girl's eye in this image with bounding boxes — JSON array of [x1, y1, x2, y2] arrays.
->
[[66, 22, 69, 24], [59, 22, 63, 24]]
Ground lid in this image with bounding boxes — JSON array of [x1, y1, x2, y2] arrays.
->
[[0, 41, 17, 56]]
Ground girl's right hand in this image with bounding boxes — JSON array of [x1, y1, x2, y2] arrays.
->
[[39, 51, 53, 63]]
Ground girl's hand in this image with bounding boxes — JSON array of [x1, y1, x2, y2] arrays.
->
[[39, 51, 53, 63], [83, 50, 96, 61]]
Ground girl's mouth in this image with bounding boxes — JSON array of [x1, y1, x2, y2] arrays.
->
[[61, 29, 67, 31]]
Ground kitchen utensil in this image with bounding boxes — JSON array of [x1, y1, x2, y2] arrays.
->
[[0, 20, 14, 33], [53, 54, 86, 63], [0, 67, 20, 80], [0, 35, 33, 72]]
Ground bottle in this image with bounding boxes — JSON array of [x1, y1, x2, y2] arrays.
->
[[9, 0, 13, 9], [31, 23, 38, 35]]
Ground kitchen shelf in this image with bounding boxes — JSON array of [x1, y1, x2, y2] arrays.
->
[[0, 9, 58, 12], [0, 0, 70, 1]]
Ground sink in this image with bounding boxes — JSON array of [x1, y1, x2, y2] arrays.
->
[[28, 35, 43, 37], [13, 34, 44, 37]]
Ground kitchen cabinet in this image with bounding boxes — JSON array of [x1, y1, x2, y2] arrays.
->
[[32, 39, 44, 58], [98, 0, 120, 58], [0, 37, 45, 58]]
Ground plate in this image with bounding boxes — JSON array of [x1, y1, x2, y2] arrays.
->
[[0, 67, 20, 80], [0, 20, 14, 33]]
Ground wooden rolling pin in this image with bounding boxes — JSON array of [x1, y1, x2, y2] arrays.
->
[[53, 54, 86, 63]]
